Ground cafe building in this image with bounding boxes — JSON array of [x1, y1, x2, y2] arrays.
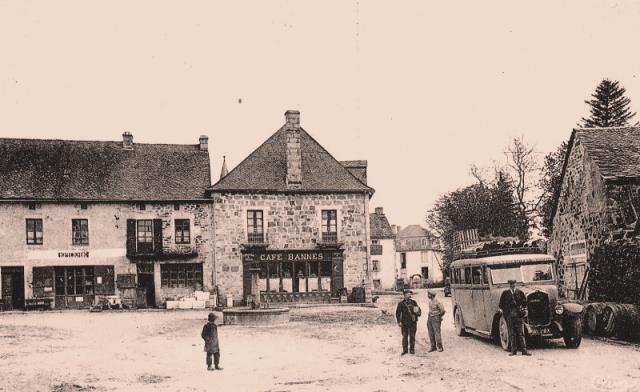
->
[[210, 110, 375, 305], [0, 133, 213, 310]]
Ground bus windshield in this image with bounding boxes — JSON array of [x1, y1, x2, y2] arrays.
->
[[490, 263, 554, 284]]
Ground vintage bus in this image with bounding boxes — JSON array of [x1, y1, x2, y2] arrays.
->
[[450, 252, 583, 350]]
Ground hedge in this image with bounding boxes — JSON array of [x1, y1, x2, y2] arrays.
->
[[589, 243, 640, 303]]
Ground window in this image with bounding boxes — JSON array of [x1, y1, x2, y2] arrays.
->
[[247, 210, 264, 243], [472, 266, 482, 285], [372, 260, 380, 272], [321, 210, 338, 242], [72, 219, 89, 245], [464, 267, 472, 284], [54, 266, 94, 296], [453, 268, 461, 284], [400, 253, 407, 269], [80, 203, 88, 210], [26, 219, 43, 245], [421, 267, 429, 279], [137, 220, 154, 253], [175, 219, 190, 244], [482, 267, 489, 285], [160, 263, 203, 288], [138, 203, 146, 211], [174, 203, 180, 211], [28, 203, 36, 210]]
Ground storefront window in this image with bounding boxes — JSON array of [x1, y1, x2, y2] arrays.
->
[[160, 263, 203, 288]]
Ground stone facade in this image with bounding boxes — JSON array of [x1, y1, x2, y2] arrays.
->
[[212, 192, 371, 305], [550, 135, 640, 298], [0, 201, 213, 308]]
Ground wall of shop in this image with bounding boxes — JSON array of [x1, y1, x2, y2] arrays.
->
[[212, 192, 371, 304], [0, 201, 213, 306]]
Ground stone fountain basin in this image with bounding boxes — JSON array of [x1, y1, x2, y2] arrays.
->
[[222, 307, 290, 326]]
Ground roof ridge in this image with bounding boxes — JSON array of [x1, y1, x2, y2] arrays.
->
[[0, 137, 202, 147]]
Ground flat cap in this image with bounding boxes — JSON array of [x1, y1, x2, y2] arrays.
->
[[507, 279, 517, 284]]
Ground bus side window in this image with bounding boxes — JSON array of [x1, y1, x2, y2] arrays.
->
[[471, 266, 481, 285], [464, 267, 472, 284], [454, 268, 460, 284], [482, 267, 489, 285]]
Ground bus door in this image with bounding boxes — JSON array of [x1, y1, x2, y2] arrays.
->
[[471, 266, 490, 332]]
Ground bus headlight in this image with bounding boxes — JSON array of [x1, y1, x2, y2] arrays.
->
[[555, 305, 564, 315]]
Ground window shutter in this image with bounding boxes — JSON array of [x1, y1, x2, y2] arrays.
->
[[153, 219, 163, 253], [126, 219, 136, 256]]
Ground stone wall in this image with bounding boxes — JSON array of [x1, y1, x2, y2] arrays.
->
[[0, 201, 213, 305], [211, 192, 371, 304]]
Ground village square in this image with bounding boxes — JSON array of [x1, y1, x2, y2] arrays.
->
[[2, 1, 640, 392]]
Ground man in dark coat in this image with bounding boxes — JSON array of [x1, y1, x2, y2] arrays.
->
[[396, 290, 421, 355], [201, 313, 222, 370], [499, 279, 531, 356]]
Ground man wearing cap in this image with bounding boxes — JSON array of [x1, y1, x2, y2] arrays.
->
[[426, 290, 446, 352], [499, 279, 530, 356], [395, 290, 421, 355]]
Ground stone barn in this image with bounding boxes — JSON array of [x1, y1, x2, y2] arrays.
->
[[550, 126, 640, 299]]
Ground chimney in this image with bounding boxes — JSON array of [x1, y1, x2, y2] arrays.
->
[[375, 207, 384, 215], [122, 132, 133, 149], [199, 135, 209, 151], [285, 110, 302, 188]]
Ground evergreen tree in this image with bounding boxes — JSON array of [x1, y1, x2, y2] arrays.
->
[[580, 79, 636, 127]]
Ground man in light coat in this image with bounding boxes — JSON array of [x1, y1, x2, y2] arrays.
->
[[426, 290, 446, 352]]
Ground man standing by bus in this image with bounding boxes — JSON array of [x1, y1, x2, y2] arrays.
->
[[499, 279, 531, 356], [396, 290, 421, 355], [426, 290, 446, 352]]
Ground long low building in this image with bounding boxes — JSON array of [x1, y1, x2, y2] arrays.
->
[[0, 133, 213, 309]]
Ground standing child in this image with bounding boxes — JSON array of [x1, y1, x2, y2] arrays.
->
[[201, 313, 222, 371]]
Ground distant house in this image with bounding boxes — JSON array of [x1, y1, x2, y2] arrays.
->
[[550, 126, 640, 299], [395, 225, 443, 288], [369, 207, 396, 291]]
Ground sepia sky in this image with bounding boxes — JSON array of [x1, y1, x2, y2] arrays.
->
[[2, 1, 640, 227]]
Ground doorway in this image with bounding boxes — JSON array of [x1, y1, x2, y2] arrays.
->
[[136, 264, 155, 308], [1, 267, 25, 310]]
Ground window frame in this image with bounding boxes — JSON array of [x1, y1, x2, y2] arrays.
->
[[174, 219, 191, 244], [72, 219, 89, 245], [26, 218, 43, 245], [160, 263, 203, 288], [136, 219, 154, 252], [372, 260, 380, 272], [247, 210, 264, 243], [321, 209, 338, 242]]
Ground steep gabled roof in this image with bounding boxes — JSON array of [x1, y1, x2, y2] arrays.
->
[[551, 126, 640, 221], [575, 126, 640, 181], [370, 212, 395, 239], [0, 138, 211, 201], [210, 126, 374, 194]]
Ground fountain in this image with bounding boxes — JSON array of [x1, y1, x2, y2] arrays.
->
[[222, 267, 290, 326]]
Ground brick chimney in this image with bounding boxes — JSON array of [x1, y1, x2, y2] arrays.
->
[[199, 135, 209, 151], [285, 110, 302, 188], [122, 132, 133, 149], [375, 207, 384, 215]]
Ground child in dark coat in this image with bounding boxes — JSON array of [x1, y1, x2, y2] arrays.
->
[[201, 313, 222, 371]]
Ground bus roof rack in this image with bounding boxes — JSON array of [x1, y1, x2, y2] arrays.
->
[[456, 246, 544, 260]]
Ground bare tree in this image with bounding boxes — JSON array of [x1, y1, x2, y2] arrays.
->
[[505, 136, 545, 239]]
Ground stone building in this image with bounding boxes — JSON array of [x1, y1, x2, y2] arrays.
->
[[0, 134, 213, 310], [369, 207, 397, 291], [395, 225, 443, 288], [209, 110, 374, 305], [550, 126, 640, 299]]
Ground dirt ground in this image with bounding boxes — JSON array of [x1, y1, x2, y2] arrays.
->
[[2, 289, 640, 392]]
